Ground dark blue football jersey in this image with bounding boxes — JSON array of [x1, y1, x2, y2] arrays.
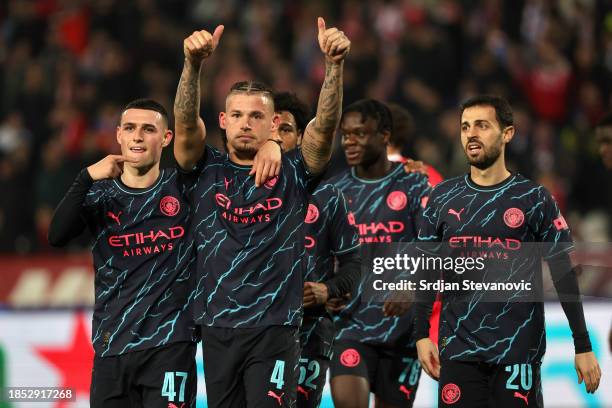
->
[[330, 164, 430, 347], [187, 146, 311, 328], [418, 173, 573, 364], [82, 169, 198, 356], [301, 183, 360, 355]]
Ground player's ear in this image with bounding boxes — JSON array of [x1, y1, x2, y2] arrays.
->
[[116, 126, 122, 146], [502, 125, 515, 144], [381, 130, 391, 145], [219, 112, 227, 130], [271, 112, 280, 132], [297, 131, 303, 146], [162, 129, 173, 147]]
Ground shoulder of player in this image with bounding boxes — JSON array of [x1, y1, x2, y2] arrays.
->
[[87, 178, 114, 198], [281, 148, 306, 166], [396, 168, 431, 188], [104, 169, 179, 197], [426, 174, 463, 196], [505, 174, 553, 200], [325, 171, 352, 192], [309, 182, 341, 205]]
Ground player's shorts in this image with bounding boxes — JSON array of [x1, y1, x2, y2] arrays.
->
[[438, 359, 543, 408], [90, 341, 197, 408], [330, 340, 421, 407], [297, 333, 332, 408], [202, 325, 300, 408], [297, 314, 334, 407]]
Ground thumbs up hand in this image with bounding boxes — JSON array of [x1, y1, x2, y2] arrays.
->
[[317, 17, 350, 64], [183, 26, 225, 64]]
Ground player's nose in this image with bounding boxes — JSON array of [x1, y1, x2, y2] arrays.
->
[[241, 117, 252, 130], [132, 127, 145, 141]]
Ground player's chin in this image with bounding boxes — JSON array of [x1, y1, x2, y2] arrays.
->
[[344, 154, 362, 166], [467, 156, 487, 169], [235, 145, 258, 158]]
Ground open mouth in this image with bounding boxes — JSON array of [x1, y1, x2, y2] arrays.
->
[[130, 146, 146, 154], [466, 142, 482, 154], [345, 150, 361, 160]]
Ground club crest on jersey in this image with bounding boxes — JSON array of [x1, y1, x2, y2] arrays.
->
[[340, 348, 360, 367], [553, 215, 569, 231], [305, 204, 319, 224], [386, 190, 407, 211], [160, 196, 180, 216], [264, 175, 279, 189], [441, 383, 461, 404], [503, 207, 524, 228]]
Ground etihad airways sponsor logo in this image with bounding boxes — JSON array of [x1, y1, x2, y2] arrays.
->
[[449, 236, 521, 250], [357, 221, 404, 236], [215, 193, 283, 224], [449, 235, 521, 260], [355, 221, 405, 243], [108, 226, 185, 257]]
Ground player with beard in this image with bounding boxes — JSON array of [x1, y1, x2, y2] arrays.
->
[[413, 95, 601, 407], [274, 91, 362, 408], [173, 19, 350, 407], [328, 99, 431, 408], [48, 99, 200, 407]]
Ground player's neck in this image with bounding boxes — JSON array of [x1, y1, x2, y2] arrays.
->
[[120, 164, 161, 188], [469, 159, 510, 186], [228, 151, 253, 166], [228, 145, 257, 166], [387, 145, 401, 156], [355, 157, 393, 180]]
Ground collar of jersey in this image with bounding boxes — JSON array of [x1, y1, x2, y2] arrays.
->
[[350, 162, 403, 184], [464, 172, 516, 192], [225, 155, 253, 170], [112, 169, 165, 195]]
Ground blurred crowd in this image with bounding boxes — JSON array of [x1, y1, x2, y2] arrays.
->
[[0, 0, 610, 253]]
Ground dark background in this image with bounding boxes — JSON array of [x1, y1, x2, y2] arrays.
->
[[0, 0, 610, 254]]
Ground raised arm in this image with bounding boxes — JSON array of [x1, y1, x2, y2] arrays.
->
[[301, 18, 350, 175], [174, 26, 224, 170], [49, 155, 136, 246]]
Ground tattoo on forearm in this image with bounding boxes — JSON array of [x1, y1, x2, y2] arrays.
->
[[174, 60, 201, 128], [303, 61, 343, 172]]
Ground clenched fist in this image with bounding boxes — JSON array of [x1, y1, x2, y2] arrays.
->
[[183, 26, 224, 64], [317, 17, 350, 64]]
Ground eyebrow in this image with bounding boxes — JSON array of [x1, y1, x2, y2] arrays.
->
[[122, 122, 157, 128], [462, 119, 492, 126]]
